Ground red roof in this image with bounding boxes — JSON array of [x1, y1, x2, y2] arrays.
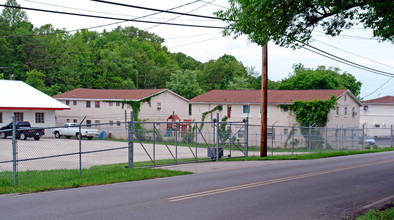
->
[[53, 88, 167, 100], [190, 90, 348, 104], [363, 96, 394, 104]]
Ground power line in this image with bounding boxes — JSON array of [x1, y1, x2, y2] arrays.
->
[[144, 0, 216, 31], [200, 0, 229, 9], [363, 78, 393, 99], [166, 31, 221, 40], [301, 46, 394, 77], [89, 0, 223, 20], [301, 42, 394, 77], [312, 38, 394, 70], [0, 5, 225, 29], [168, 36, 223, 49]]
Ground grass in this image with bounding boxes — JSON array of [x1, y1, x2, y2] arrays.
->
[[1, 147, 393, 195], [356, 203, 394, 220], [0, 162, 191, 194]]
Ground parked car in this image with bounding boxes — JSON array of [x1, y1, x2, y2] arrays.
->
[[53, 123, 99, 140], [0, 121, 45, 140], [359, 136, 376, 145]]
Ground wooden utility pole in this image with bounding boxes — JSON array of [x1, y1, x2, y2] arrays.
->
[[260, 43, 268, 157]]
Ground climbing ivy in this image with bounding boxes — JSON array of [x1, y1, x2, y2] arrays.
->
[[199, 105, 223, 130], [104, 90, 165, 121], [280, 95, 337, 127]]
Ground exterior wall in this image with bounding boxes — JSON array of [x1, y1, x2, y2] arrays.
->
[[360, 104, 394, 137], [326, 93, 360, 129], [54, 91, 189, 139], [190, 91, 361, 147], [0, 110, 56, 128]]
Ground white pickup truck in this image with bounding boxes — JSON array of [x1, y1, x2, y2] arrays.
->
[[53, 123, 99, 140]]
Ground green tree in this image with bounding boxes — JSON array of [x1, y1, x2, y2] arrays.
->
[[277, 64, 362, 96], [226, 76, 249, 90], [216, 0, 394, 48], [1, 0, 28, 25], [25, 69, 45, 92], [166, 70, 204, 99]]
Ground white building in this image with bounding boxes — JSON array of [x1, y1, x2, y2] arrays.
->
[[0, 80, 70, 128], [361, 96, 394, 137]]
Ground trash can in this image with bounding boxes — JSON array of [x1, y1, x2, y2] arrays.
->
[[208, 147, 223, 159]]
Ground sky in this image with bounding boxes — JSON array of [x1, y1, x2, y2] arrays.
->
[[1, 0, 393, 100]]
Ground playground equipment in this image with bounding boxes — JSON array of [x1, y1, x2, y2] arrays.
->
[[165, 115, 192, 137]]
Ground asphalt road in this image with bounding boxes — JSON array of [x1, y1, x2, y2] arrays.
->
[[1, 151, 394, 220]]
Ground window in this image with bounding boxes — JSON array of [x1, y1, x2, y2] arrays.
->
[[157, 102, 161, 110], [336, 107, 339, 116], [95, 120, 100, 127], [344, 107, 348, 117], [242, 105, 251, 117], [73, 119, 78, 123], [14, 112, 23, 121], [73, 100, 77, 106], [116, 121, 121, 127], [95, 101, 100, 108], [116, 102, 120, 106], [66, 100, 70, 105], [267, 128, 275, 141], [236, 127, 245, 140], [86, 120, 92, 127], [375, 124, 380, 128], [0, 112, 2, 123], [352, 107, 356, 118], [86, 101, 91, 108], [35, 112, 44, 123], [363, 105, 369, 111], [283, 107, 288, 112], [109, 121, 114, 126], [109, 102, 113, 107], [66, 119, 70, 123]]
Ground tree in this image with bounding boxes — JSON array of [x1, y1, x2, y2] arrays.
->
[[215, 0, 394, 48], [166, 70, 204, 99], [277, 64, 362, 97], [1, 0, 28, 25]]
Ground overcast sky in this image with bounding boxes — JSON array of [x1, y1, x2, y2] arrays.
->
[[1, 0, 393, 100]]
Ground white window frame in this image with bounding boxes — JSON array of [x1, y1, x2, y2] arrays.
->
[[241, 105, 252, 117]]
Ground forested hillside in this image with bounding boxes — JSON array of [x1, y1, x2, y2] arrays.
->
[[0, 1, 361, 99]]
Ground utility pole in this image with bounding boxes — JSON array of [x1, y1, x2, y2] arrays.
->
[[260, 43, 268, 157]]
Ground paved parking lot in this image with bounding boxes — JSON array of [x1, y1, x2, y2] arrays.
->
[[0, 137, 254, 171]]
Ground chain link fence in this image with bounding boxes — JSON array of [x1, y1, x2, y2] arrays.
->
[[1, 113, 393, 187]]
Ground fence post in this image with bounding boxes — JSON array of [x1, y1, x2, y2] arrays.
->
[[128, 112, 134, 168], [291, 126, 295, 154], [308, 126, 312, 153], [216, 113, 219, 161], [153, 123, 156, 166], [78, 116, 86, 176], [12, 116, 17, 187], [245, 117, 249, 157], [391, 125, 393, 147], [362, 124, 365, 150]]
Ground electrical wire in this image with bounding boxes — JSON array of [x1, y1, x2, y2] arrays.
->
[[168, 36, 223, 49], [362, 78, 393, 99], [312, 38, 394, 69], [144, 0, 216, 31], [300, 42, 394, 77], [89, 0, 223, 20], [0, 5, 225, 29]]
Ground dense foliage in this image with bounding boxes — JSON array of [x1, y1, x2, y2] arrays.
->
[[281, 95, 337, 127], [0, 1, 363, 99], [278, 64, 362, 97], [216, 0, 394, 48]]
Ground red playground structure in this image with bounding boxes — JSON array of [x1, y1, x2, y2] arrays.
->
[[165, 115, 192, 137]]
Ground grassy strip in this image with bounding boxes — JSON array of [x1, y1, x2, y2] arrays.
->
[[0, 164, 191, 194], [224, 147, 394, 161], [356, 203, 394, 220]]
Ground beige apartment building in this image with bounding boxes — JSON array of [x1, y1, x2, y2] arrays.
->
[[53, 88, 189, 138], [190, 89, 362, 145]]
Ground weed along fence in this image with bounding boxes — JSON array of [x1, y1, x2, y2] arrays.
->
[[1, 113, 393, 187]]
